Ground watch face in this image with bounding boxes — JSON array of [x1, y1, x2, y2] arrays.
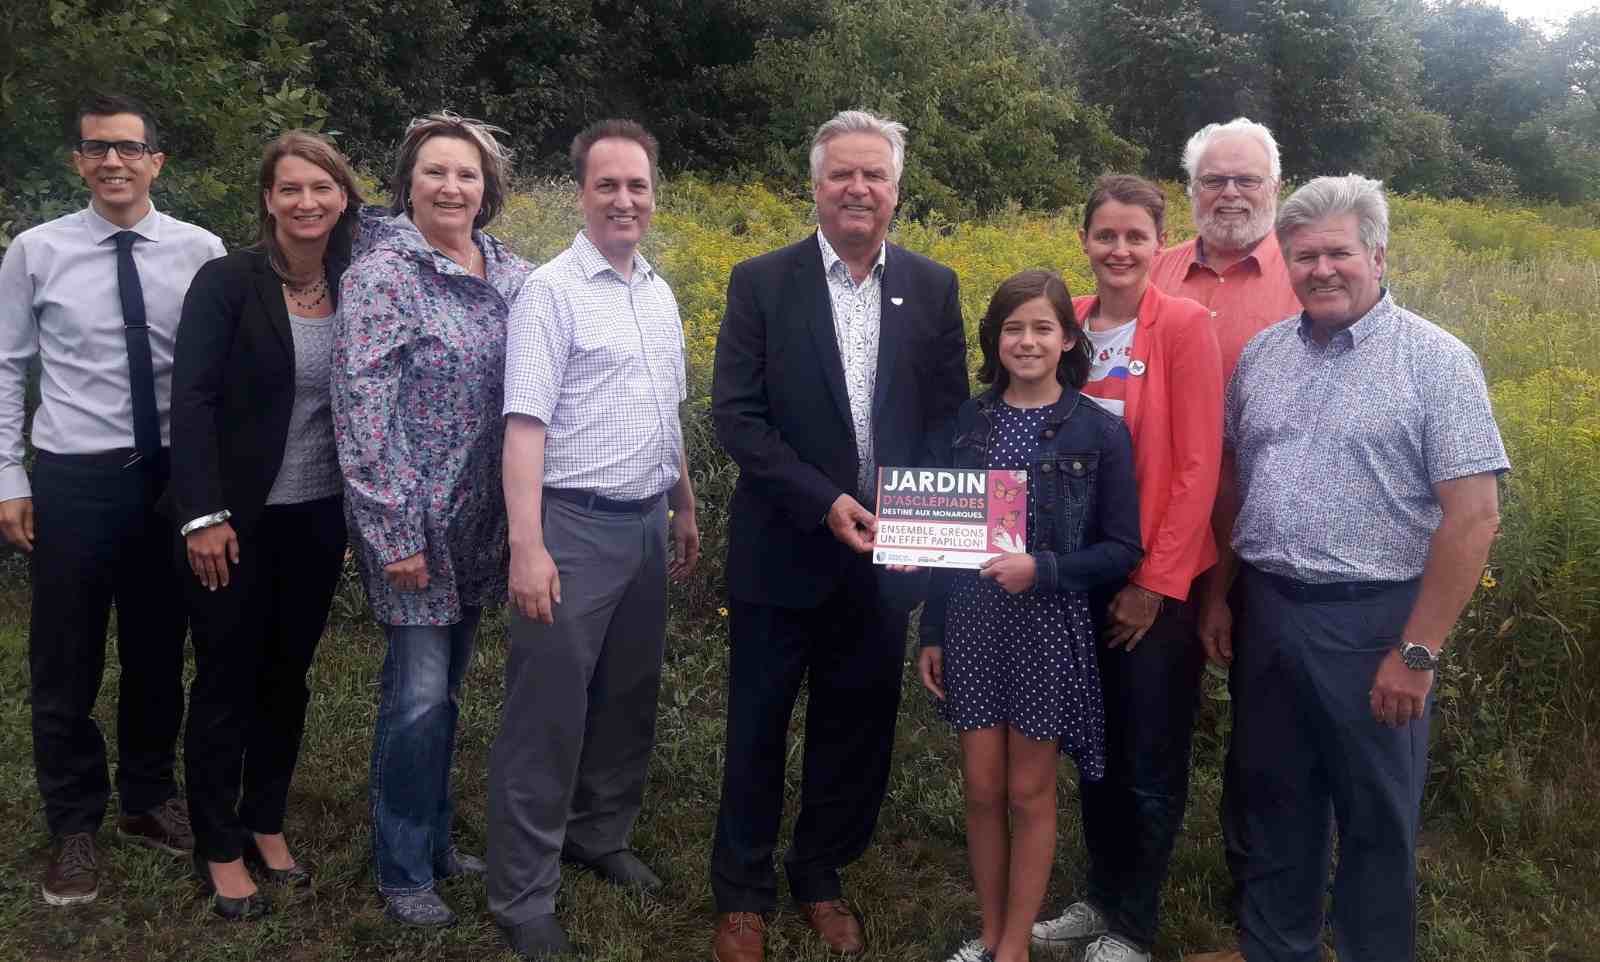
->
[[1402, 644, 1436, 670]]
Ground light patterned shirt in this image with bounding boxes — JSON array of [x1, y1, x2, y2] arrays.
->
[[504, 231, 686, 501], [1225, 291, 1509, 584], [817, 230, 886, 498]]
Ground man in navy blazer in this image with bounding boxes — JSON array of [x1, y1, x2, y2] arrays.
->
[[708, 109, 968, 962]]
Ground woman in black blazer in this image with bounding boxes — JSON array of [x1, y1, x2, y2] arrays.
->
[[168, 131, 363, 919]]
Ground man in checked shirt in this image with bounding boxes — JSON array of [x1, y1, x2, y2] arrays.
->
[[488, 118, 698, 960], [1187, 175, 1507, 962]]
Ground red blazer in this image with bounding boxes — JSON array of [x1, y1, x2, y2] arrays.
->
[[1074, 284, 1223, 601]]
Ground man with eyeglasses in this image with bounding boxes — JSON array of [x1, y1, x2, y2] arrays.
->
[[1151, 118, 1301, 385], [0, 92, 223, 906]]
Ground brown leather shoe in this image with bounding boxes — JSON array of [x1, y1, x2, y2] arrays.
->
[[800, 899, 865, 955], [1183, 951, 1246, 962], [42, 832, 99, 906], [712, 912, 765, 962], [117, 796, 193, 855]]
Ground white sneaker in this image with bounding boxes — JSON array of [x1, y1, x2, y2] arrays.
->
[[1031, 900, 1109, 946], [1083, 935, 1151, 962], [944, 938, 996, 962]]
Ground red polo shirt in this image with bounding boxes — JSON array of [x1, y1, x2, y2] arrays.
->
[[1150, 230, 1302, 384]]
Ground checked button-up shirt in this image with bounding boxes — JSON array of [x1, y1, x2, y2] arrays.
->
[[504, 230, 686, 501]]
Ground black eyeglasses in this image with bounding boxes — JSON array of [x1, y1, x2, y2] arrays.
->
[[76, 140, 155, 160], [1197, 174, 1266, 192]]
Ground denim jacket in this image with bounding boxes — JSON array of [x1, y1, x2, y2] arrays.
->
[[918, 387, 1143, 648]]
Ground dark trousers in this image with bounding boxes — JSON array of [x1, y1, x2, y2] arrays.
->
[[710, 576, 910, 913], [1223, 566, 1428, 962], [1080, 594, 1205, 952], [182, 496, 346, 862], [28, 449, 186, 837], [487, 497, 669, 925]]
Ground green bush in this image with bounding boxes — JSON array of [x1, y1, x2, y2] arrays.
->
[[0, 0, 327, 249]]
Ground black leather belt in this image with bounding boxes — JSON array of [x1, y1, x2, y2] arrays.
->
[[1249, 564, 1414, 603], [545, 487, 663, 514], [36, 447, 166, 470]]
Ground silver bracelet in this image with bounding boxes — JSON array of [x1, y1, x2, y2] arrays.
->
[[181, 509, 232, 537]]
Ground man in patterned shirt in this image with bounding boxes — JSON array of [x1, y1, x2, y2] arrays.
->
[[489, 118, 699, 960], [708, 110, 968, 962], [1187, 176, 1508, 962]]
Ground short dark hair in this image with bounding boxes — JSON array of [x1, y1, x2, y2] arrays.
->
[[977, 269, 1092, 391], [570, 119, 659, 187], [257, 130, 365, 278], [1082, 173, 1167, 235], [72, 92, 160, 151]]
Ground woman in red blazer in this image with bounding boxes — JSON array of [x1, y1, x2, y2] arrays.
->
[[1032, 174, 1224, 962]]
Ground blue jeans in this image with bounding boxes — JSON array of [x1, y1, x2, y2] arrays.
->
[[370, 607, 481, 894]]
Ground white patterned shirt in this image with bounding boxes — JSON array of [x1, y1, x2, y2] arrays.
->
[[503, 231, 686, 500], [817, 230, 886, 498], [1225, 291, 1509, 583]]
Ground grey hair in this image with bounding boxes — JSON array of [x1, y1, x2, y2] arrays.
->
[[1181, 117, 1281, 192], [390, 110, 514, 229], [1276, 174, 1390, 255], [809, 110, 908, 186]]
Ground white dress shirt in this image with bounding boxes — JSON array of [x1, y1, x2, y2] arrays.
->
[[0, 203, 225, 500]]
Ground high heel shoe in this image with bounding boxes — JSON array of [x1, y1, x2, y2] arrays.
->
[[241, 832, 313, 888], [191, 851, 272, 921]]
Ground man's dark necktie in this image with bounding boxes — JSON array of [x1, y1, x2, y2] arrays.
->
[[114, 230, 161, 459]]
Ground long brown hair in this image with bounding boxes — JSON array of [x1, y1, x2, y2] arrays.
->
[[976, 269, 1092, 391], [256, 130, 364, 276]]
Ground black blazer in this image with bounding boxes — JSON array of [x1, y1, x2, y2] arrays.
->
[[712, 233, 969, 609], [165, 247, 348, 534]]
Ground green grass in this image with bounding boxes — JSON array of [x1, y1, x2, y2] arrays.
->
[[1, 184, 1597, 960], [0, 589, 1595, 960]]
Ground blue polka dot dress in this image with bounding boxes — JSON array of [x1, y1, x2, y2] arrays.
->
[[938, 400, 1106, 781]]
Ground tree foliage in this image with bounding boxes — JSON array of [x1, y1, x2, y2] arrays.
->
[[3, 0, 1598, 243], [725, 0, 1140, 217], [0, 0, 328, 246]]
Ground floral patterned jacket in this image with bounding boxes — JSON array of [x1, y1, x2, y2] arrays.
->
[[334, 213, 532, 625]]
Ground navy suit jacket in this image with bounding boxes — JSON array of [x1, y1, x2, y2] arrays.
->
[[712, 233, 969, 609]]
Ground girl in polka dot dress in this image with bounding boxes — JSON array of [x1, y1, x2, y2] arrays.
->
[[917, 270, 1142, 962]]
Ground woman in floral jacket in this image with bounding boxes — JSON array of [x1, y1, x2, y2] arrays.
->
[[332, 112, 531, 928]]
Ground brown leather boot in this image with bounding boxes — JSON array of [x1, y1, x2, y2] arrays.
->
[[1183, 951, 1246, 962], [42, 832, 99, 906], [800, 899, 865, 955], [712, 911, 765, 962]]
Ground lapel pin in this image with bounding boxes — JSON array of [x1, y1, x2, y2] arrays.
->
[[890, 296, 904, 306], [1128, 360, 1147, 376]]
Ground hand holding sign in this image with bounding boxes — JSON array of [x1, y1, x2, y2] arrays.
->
[[827, 493, 877, 553]]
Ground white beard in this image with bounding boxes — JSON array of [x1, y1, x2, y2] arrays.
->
[[1197, 202, 1276, 253]]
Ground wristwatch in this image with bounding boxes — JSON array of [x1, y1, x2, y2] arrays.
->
[[1399, 641, 1442, 671]]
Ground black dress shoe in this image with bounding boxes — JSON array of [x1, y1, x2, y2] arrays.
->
[[191, 851, 272, 921], [501, 914, 582, 959], [568, 850, 662, 891], [242, 833, 312, 888]]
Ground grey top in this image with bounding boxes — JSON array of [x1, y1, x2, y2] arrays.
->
[[0, 203, 225, 500], [1224, 291, 1510, 584], [266, 308, 341, 505]]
